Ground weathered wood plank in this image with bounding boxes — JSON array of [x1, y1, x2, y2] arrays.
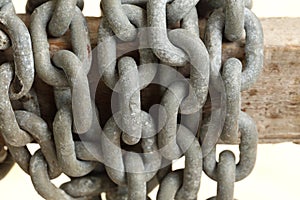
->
[[11, 16, 300, 143], [242, 18, 300, 143]]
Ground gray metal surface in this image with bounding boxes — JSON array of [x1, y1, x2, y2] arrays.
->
[[0, 0, 263, 199]]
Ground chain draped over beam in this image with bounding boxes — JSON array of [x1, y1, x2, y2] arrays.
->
[[6, 15, 298, 144], [0, 0, 298, 199]]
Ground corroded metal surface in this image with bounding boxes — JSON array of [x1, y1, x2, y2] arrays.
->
[[0, 0, 264, 199]]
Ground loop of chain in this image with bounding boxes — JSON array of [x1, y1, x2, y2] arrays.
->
[[31, 0, 93, 134], [203, 112, 258, 199], [117, 57, 142, 145], [0, 0, 34, 100], [157, 125, 202, 200], [205, 7, 264, 91], [200, 2, 262, 198], [0, 0, 264, 199], [101, 0, 137, 41], [53, 89, 96, 178], [101, 111, 161, 185], [15, 110, 61, 178], [207, 150, 236, 200], [29, 150, 82, 200], [0, 63, 33, 147], [147, 0, 188, 66], [168, 28, 209, 114]]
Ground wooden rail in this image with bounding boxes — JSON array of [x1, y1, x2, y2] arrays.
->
[[11, 16, 300, 143]]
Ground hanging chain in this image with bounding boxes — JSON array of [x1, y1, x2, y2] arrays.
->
[[0, 0, 264, 199]]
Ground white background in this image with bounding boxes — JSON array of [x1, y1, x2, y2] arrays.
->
[[1, 0, 300, 199]]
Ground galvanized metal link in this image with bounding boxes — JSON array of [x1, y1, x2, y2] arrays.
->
[[101, 109, 161, 197], [181, 7, 200, 37], [167, 0, 199, 25], [48, 0, 77, 37], [122, 4, 158, 87], [26, 0, 82, 38], [168, 28, 209, 114], [147, 0, 188, 66], [205, 7, 264, 91], [52, 50, 93, 134], [157, 125, 202, 200], [15, 110, 62, 178], [29, 150, 85, 200], [101, 111, 161, 186], [0, 1, 34, 100], [159, 81, 188, 160], [204, 111, 258, 182], [97, 17, 118, 89], [157, 171, 183, 200], [31, 1, 91, 87], [221, 58, 242, 143], [241, 8, 264, 91], [215, 150, 236, 200], [31, 0, 93, 134], [101, 0, 137, 41], [53, 99, 97, 177], [175, 125, 202, 200], [3, 109, 62, 178], [207, 150, 236, 200], [125, 153, 147, 200], [123, 0, 200, 28], [224, 0, 245, 41], [0, 0, 15, 14], [6, 143, 31, 173], [117, 57, 142, 145], [30, 1, 69, 86], [98, 4, 159, 147], [0, 63, 33, 147], [60, 174, 117, 198], [98, 4, 158, 90]]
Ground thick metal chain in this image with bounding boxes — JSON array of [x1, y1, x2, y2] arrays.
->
[[0, 0, 264, 199]]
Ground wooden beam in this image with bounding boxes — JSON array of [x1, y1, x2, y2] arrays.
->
[[242, 18, 300, 143], [12, 16, 300, 143]]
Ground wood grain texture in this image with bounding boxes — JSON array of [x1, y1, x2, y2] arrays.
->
[[10, 16, 300, 143], [242, 18, 300, 143]]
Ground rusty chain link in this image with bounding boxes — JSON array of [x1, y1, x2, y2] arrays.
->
[[0, 0, 264, 199]]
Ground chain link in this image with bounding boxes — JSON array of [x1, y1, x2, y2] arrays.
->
[[0, 0, 264, 199], [221, 58, 242, 143], [157, 125, 203, 200], [0, 0, 34, 100]]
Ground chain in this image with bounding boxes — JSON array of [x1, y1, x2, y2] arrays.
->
[[0, 0, 264, 199], [201, 1, 262, 199]]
